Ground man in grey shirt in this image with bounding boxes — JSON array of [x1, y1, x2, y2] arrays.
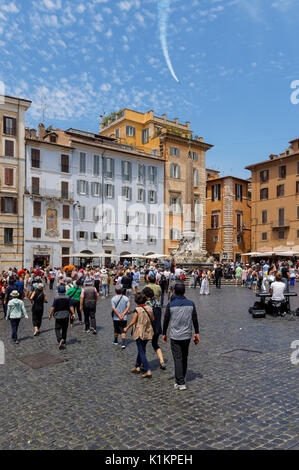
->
[[111, 285, 130, 349]]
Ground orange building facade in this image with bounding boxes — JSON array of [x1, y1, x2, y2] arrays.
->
[[245, 140, 299, 254], [100, 109, 213, 255], [206, 175, 251, 262]]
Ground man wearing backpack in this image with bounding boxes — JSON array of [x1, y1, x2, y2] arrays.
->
[[162, 283, 199, 391], [158, 270, 167, 307], [49, 285, 75, 350]]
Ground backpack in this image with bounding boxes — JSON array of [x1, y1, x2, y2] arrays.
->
[[159, 274, 167, 287]]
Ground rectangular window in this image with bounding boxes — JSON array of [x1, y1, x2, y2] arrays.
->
[[262, 210, 268, 224], [3, 116, 16, 136], [260, 188, 268, 200], [148, 190, 157, 204], [61, 154, 69, 173], [33, 227, 41, 238], [137, 188, 145, 202], [189, 151, 198, 161], [297, 162, 299, 175], [236, 212, 242, 231], [211, 211, 220, 228], [170, 228, 181, 241], [278, 230, 285, 240], [122, 161, 132, 182], [91, 232, 100, 241], [4, 228, 13, 244], [138, 164, 145, 184], [62, 230, 70, 239], [77, 180, 88, 195], [115, 128, 119, 139], [1, 197, 17, 214], [148, 213, 157, 227], [93, 155, 100, 176], [296, 181, 299, 194], [31, 149, 40, 168], [136, 212, 145, 225], [105, 184, 114, 199], [79, 206, 85, 220], [142, 128, 149, 144], [103, 158, 114, 179], [33, 201, 41, 217], [4, 168, 14, 186], [61, 181, 69, 199], [212, 184, 221, 201], [91, 182, 100, 197], [297, 229, 299, 239], [170, 163, 180, 179], [278, 208, 285, 226], [148, 166, 157, 184], [5, 140, 14, 157], [170, 146, 180, 157], [213, 236, 219, 243], [297, 206, 299, 220], [278, 165, 286, 179], [79, 152, 86, 173], [78, 231, 87, 240], [261, 232, 268, 241], [126, 125, 135, 137], [32, 177, 40, 195], [122, 187, 131, 200], [170, 196, 182, 213], [277, 184, 284, 197], [62, 205, 70, 219], [260, 170, 269, 184], [235, 184, 243, 201]]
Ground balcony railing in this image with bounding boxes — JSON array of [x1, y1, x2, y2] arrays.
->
[[270, 220, 290, 230]]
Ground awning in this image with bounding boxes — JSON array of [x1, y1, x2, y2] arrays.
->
[[145, 254, 170, 259]]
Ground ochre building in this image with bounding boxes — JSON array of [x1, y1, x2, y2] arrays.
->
[[206, 173, 251, 262], [245, 140, 299, 254], [0, 94, 31, 269], [100, 109, 213, 255]]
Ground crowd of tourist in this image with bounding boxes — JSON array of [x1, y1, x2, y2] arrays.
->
[[0, 257, 297, 388]]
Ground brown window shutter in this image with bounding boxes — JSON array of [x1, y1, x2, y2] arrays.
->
[[12, 118, 17, 136], [13, 198, 17, 214], [63, 205, 70, 219], [5, 140, 14, 157]]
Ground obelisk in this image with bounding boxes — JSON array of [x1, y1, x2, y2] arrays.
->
[[184, 155, 195, 235]]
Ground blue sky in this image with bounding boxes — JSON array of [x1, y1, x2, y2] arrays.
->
[[1, 0, 299, 178]]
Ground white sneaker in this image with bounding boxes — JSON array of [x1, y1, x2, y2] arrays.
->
[[178, 384, 187, 391], [174, 383, 179, 390]]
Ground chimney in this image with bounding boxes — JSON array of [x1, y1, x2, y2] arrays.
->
[[30, 129, 37, 139], [38, 123, 45, 140], [162, 114, 167, 121]]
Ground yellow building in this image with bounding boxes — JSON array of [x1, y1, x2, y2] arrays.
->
[[0, 94, 31, 269], [100, 109, 213, 254], [206, 174, 251, 262], [245, 140, 299, 254]]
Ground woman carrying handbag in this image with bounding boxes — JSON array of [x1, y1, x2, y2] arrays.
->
[[124, 292, 154, 379]]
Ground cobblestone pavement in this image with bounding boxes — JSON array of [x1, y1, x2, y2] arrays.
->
[[0, 284, 298, 450]]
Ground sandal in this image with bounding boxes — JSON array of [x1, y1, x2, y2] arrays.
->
[[131, 367, 141, 374]]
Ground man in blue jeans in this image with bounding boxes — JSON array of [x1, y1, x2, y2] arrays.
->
[[163, 283, 199, 391]]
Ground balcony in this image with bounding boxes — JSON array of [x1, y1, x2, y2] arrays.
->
[[270, 220, 290, 230]]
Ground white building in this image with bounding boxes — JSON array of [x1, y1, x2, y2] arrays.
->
[[24, 126, 164, 268]]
